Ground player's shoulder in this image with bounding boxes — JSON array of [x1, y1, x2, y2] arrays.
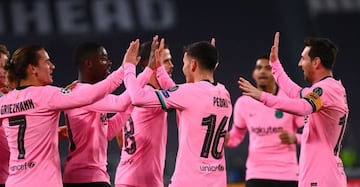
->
[[234, 95, 255, 105], [311, 77, 345, 95]]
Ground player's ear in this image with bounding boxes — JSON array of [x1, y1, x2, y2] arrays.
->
[[191, 59, 197, 72], [27, 64, 36, 76], [313, 57, 321, 69]]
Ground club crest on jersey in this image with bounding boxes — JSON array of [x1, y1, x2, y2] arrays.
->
[[313, 87, 323, 96], [167, 86, 179, 92], [60, 88, 71, 94], [275, 110, 283, 119]]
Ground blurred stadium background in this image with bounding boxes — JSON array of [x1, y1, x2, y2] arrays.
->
[[1, 0, 359, 186]]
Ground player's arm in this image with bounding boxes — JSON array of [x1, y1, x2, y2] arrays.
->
[[123, 63, 163, 108], [269, 32, 302, 98], [226, 100, 247, 147], [81, 92, 131, 113], [81, 63, 153, 113], [123, 37, 166, 108], [107, 110, 132, 140], [239, 77, 319, 116], [47, 66, 125, 110], [156, 65, 176, 90], [271, 60, 302, 98], [259, 90, 322, 116], [226, 126, 247, 147], [116, 130, 123, 148]]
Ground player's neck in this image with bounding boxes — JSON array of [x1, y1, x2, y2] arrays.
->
[[149, 74, 161, 89], [194, 71, 214, 83], [78, 72, 98, 84], [259, 84, 277, 95], [19, 77, 41, 87], [312, 70, 333, 84]]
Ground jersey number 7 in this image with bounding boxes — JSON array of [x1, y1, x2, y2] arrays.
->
[[9, 115, 27, 159]]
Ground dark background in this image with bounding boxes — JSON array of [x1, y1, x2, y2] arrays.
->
[[1, 0, 359, 185]]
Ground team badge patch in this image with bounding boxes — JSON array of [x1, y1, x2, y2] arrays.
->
[[167, 86, 179, 92], [313, 87, 323, 96], [60, 88, 71, 94], [275, 110, 283, 119]]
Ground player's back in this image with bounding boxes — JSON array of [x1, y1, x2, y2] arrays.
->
[[168, 81, 232, 187], [115, 85, 168, 187], [0, 86, 63, 187]]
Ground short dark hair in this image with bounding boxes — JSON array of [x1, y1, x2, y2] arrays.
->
[[183, 41, 218, 71], [5, 45, 44, 85], [137, 41, 152, 70], [304, 37, 338, 70], [74, 42, 103, 67], [137, 41, 170, 70]]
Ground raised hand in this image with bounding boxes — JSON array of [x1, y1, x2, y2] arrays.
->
[[270, 32, 280, 63], [156, 38, 165, 67], [210, 38, 219, 69], [148, 35, 159, 70], [211, 38, 216, 46], [122, 39, 141, 66], [238, 77, 261, 100]]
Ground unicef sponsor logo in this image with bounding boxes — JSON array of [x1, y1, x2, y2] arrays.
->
[[200, 164, 225, 172], [10, 161, 36, 171]]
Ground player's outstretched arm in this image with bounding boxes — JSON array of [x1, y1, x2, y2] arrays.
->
[[270, 32, 280, 63]]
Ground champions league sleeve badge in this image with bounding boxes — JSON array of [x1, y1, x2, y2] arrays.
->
[[60, 88, 71, 94], [313, 87, 323, 96]]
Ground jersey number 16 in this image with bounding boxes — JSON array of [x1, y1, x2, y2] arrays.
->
[[200, 114, 228, 160]]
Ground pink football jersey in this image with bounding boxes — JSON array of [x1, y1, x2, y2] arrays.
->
[[0, 67, 124, 187], [115, 66, 173, 187], [63, 67, 153, 184], [115, 85, 168, 187], [260, 60, 349, 187], [123, 64, 232, 187], [228, 88, 302, 181]]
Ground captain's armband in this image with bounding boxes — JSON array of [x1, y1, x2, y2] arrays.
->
[[303, 91, 323, 112]]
